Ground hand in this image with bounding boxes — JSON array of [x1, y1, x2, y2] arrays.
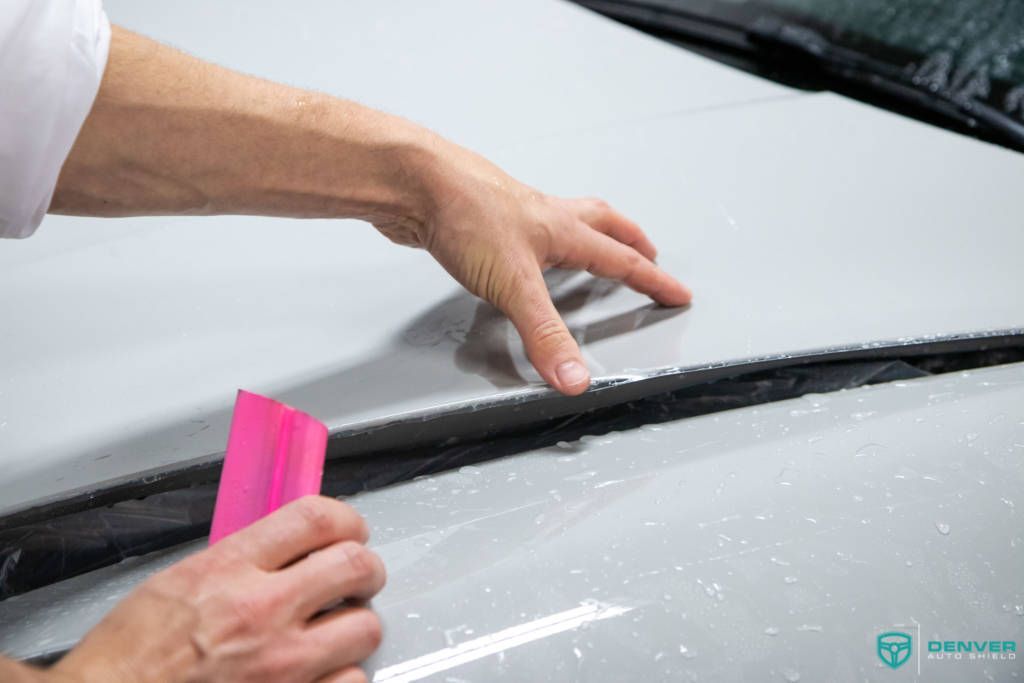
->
[[53, 26, 689, 397], [51, 496, 385, 683], [374, 140, 692, 396]]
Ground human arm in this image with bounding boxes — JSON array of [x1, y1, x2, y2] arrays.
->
[[53, 26, 692, 396]]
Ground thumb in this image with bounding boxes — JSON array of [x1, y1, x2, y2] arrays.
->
[[503, 270, 591, 396]]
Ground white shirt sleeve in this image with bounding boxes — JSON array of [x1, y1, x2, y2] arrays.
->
[[0, 0, 110, 239]]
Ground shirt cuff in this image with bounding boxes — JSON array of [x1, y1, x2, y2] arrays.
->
[[0, 0, 111, 239]]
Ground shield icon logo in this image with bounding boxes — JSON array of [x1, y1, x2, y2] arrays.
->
[[877, 632, 912, 669]]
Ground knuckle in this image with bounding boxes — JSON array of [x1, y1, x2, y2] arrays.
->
[[530, 318, 570, 348], [204, 539, 251, 570], [349, 507, 371, 543], [620, 249, 642, 275], [534, 208, 573, 249], [338, 543, 386, 594], [339, 542, 374, 581], [159, 550, 230, 592], [327, 499, 371, 542], [225, 593, 272, 632], [552, 210, 580, 242], [293, 496, 344, 539]]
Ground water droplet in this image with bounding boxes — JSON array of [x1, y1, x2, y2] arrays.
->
[[797, 624, 823, 632], [764, 626, 780, 636], [855, 443, 884, 457], [781, 668, 801, 682], [935, 521, 951, 535], [784, 576, 799, 584]]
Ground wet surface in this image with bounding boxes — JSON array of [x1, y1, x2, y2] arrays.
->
[[2, 362, 1022, 681], [7, 354, 998, 598], [1, 0, 1023, 544]]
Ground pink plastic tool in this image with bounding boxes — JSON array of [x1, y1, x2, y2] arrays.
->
[[209, 390, 328, 544]]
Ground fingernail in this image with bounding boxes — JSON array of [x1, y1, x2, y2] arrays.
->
[[556, 360, 590, 388]]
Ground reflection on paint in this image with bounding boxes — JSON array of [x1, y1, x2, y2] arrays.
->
[[372, 599, 633, 682]]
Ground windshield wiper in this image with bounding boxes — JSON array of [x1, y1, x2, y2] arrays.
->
[[576, 1, 1024, 152]]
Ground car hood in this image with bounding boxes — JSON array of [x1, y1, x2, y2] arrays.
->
[[0, 0, 1023, 518], [2, 361, 1022, 680]]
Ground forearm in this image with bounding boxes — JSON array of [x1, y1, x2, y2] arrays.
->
[[53, 26, 440, 233], [52, 25, 689, 398]]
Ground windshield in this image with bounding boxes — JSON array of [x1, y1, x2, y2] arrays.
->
[[580, 0, 1024, 147]]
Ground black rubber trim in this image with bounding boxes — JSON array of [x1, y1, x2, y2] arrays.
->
[[1, 329, 1020, 532]]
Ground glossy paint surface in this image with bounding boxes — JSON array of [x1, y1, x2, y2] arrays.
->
[[2, 362, 1022, 680], [1, 0, 1023, 516]]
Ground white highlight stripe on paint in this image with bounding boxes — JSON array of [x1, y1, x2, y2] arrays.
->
[[372, 600, 633, 683]]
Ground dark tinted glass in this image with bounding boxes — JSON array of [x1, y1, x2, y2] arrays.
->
[[625, 0, 1024, 120]]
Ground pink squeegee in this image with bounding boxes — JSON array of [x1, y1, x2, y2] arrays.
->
[[209, 390, 328, 544]]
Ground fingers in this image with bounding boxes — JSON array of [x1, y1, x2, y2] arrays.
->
[[217, 496, 369, 570], [566, 197, 691, 305], [277, 540, 387, 619], [503, 270, 591, 396], [564, 226, 692, 307], [571, 198, 658, 261], [304, 608, 383, 679]]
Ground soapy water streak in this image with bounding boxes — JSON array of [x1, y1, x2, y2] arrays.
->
[[372, 600, 633, 682]]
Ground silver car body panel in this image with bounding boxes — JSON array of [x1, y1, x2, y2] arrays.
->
[[1, 0, 1023, 517], [1, 361, 1022, 680]]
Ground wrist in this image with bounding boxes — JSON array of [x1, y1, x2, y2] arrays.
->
[[360, 110, 448, 237], [275, 92, 445, 236]]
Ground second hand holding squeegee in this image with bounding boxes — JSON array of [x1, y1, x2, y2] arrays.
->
[[209, 390, 328, 544]]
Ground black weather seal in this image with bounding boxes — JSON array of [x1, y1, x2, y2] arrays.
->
[[0, 329, 1021, 533], [2, 337, 1023, 602]]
